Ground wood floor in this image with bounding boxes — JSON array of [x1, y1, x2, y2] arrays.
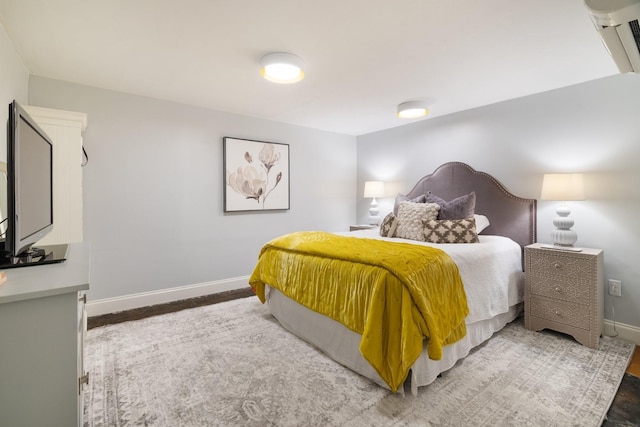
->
[[628, 347, 640, 377], [604, 345, 640, 427], [88, 288, 640, 426], [87, 287, 255, 329]]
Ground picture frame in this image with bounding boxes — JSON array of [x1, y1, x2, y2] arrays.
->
[[223, 137, 290, 212]]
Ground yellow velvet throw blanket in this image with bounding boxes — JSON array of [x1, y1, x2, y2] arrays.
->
[[249, 231, 469, 392]]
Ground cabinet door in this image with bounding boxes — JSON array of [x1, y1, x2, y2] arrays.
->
[[0, 293, 79, 427], [77, 292, 87, 425], [23, 105, 87, 246]]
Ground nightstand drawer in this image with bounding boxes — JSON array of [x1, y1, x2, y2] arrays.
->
[[526, 278, 589, 305], [529, 296, 589, 330], [527, 251, 592, 282]]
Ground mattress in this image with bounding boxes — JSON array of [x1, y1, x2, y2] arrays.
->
[[264, 230, 525, 395]]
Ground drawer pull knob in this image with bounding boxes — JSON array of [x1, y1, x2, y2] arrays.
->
[[553, 262, 562, 269], [554, 287, 562, 293]]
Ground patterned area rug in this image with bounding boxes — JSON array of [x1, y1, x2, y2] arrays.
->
[[84, 296, 634, 426]]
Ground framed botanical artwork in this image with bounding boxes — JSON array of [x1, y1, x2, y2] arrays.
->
[[223, 137, 290, 212]]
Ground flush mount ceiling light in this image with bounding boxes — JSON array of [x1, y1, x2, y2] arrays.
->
[[397, 101, 429, 118], [260, 52, 304, 84]]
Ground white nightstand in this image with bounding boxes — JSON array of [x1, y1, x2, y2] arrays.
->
[[349, 224, 377, 231], [524, 243, 604, 349]]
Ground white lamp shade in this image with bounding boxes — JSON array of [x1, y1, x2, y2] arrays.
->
[[260, 52, 304, 84], [363, 181, 385, 198], [540, 174, 585, 201]]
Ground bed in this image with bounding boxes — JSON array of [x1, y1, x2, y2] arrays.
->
[[250, 162, 536, 395]]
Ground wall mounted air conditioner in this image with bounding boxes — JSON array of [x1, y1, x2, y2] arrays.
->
[[585, 0, 640, 73]]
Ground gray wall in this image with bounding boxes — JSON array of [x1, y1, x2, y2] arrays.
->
[[0, 24, 29, 161], [357, 73, 640, 330], [0, 24, 28, 233], [29, 77, 357, 300]]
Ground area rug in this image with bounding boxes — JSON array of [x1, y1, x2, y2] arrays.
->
[[83, 296, 634, 427]]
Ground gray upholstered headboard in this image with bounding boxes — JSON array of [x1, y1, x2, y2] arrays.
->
[[404, 162, 536, 250]]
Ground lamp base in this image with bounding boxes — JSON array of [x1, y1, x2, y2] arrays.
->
[[550, 229, 578, 247], [368, 198, 380, 225], [550, 202, 578, 247]]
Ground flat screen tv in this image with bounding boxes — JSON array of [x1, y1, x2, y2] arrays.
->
[[1, 100, 66, 268]]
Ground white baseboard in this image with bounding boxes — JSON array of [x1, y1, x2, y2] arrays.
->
[[603, 319, 640, 346], [86, 276, 250, 317]]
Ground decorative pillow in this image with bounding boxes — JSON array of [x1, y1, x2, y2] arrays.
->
[[396, 202, 440, 241], [379, 212, 399, 237], [393, 193, 427, 216], [424, 191, 476, 220], [422, 218, 479, 244], [474, 214, 490, 233]]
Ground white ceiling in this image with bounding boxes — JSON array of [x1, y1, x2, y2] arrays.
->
[[0, 0, 619, 136]]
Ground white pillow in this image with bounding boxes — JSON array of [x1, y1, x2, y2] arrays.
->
[[474, 214, 490, 233], [396, 202, 440, 241]]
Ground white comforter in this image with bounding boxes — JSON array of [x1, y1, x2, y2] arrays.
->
[[341, 229, 524, 323]]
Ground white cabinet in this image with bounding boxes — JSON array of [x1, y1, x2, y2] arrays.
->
[[0, 243, 90, 427], [23, 106, 87, 246]]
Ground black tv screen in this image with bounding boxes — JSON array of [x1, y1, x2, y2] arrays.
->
[[3, 100, 54, 258]]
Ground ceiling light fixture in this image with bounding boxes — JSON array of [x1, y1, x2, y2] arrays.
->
[[260, 52, 304, 84], [397, 101, 429, 119]]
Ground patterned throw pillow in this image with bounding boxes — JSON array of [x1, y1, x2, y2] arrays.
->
[[396, 202, 440, 241], [424, 192, 476, 220], [393, 193, 427, 215], [422, 218, 479, 243], [379, 212, 399, 237]]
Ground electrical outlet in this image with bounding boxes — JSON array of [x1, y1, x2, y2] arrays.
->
[[608, 279, 622, 297]]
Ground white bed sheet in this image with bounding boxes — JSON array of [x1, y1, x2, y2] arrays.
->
[[264, 232, 525, 394]]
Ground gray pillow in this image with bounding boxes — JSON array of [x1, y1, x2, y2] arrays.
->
[[393, 193, 427, 215], [424, 191, 476, 220]]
